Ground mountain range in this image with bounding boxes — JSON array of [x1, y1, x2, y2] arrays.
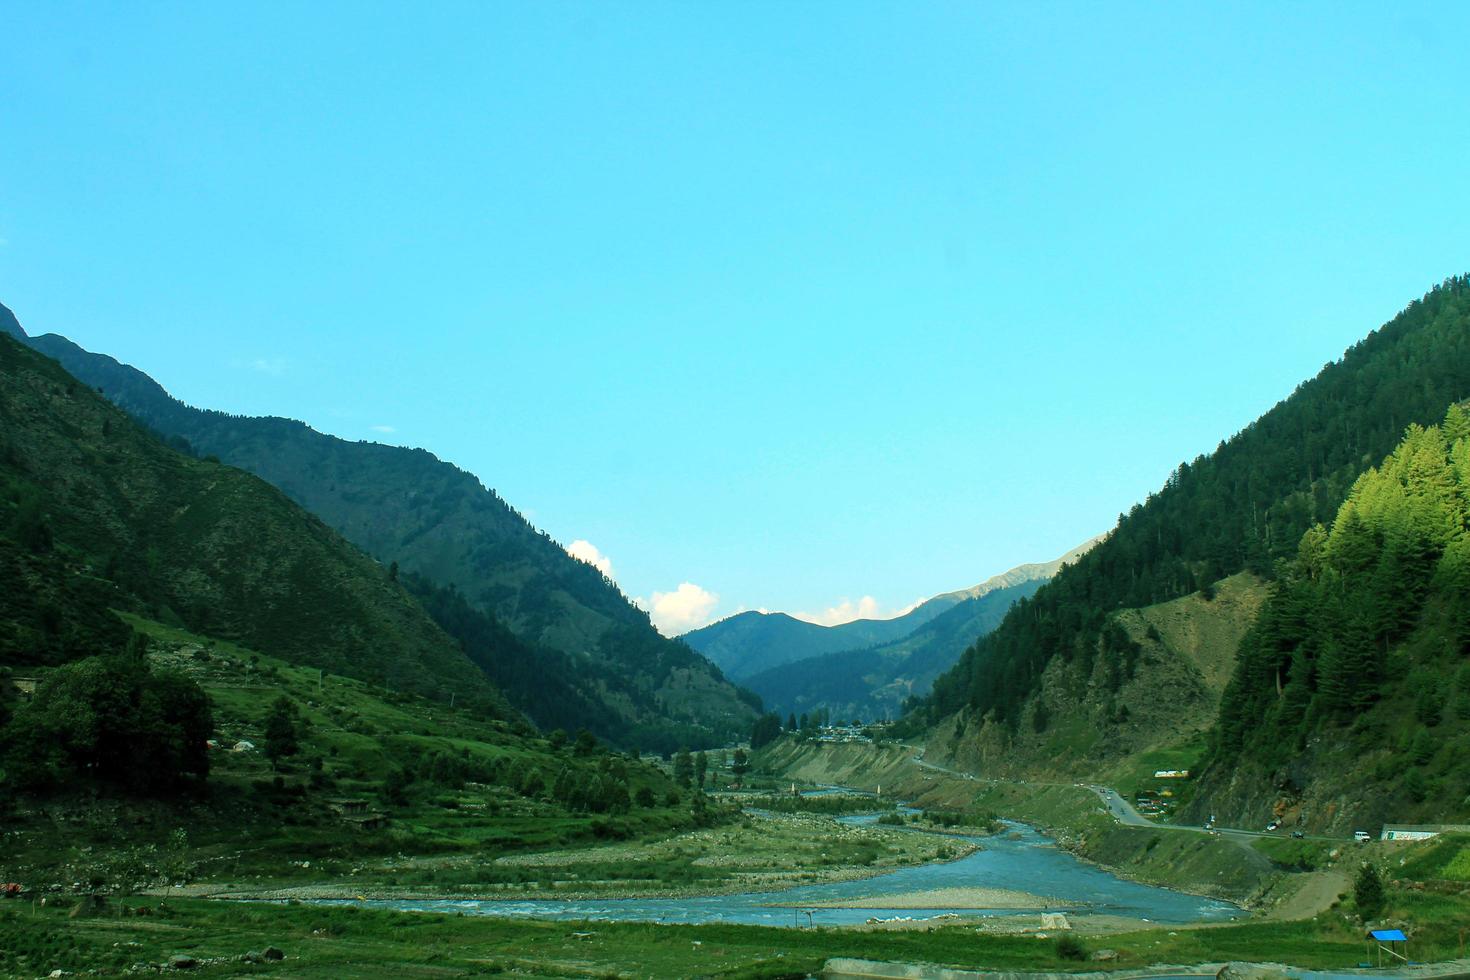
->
[[1, 302, 758, 752], [0, 331, 514, 723], [684, 538, 1101, 719]]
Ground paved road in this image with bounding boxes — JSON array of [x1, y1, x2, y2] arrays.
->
[[913, 751, 1341, 845]]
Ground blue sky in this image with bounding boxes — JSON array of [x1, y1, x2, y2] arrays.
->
[[4, 2, 1469, 634]]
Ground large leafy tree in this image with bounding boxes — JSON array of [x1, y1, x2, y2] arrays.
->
[[2, 641, 212, 794]]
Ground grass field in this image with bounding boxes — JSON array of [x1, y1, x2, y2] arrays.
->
[[6, 885, 1470, 980]]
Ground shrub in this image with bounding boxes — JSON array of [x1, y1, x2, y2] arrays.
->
[[1055, 934, 1088, 960], [1355, 863, 1385, 919]]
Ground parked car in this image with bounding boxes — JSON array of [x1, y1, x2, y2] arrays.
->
[[1291, 830, 1305, 839], [1354, 830, 1372, 843], [1266, 821, 1279, 831]]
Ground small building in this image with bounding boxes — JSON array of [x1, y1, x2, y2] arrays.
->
[[327, 799, 372, 817], [1380, 824, 1470, 842], [345, 812, 388, 831], [1366, 929, 1408, 967], [1153, 769, 1190, 779]]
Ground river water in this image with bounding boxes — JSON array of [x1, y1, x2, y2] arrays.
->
[[321, 814, 1241, 928]]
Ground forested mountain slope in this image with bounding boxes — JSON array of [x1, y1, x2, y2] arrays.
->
[[922, 573, 1267, 778], [0, 333, 515, 720], [914, 277, 1470, 755], [1188, 410, 1470, 832], [2, 304, 759, 750]]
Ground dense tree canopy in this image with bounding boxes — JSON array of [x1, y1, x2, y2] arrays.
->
[[750, 713, 783, 750], [1207, 408, 1470, 773], [2, 642, 213, 794]]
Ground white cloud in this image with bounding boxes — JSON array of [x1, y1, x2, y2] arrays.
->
[[241, 357, 287, 376], [792, 595, 926, 627], [643, 582, 720, 636], [893, 596, 926, 617], [566, 539, 615, 579], [793, 596, 881, 627], [370, 424, 397, 434]]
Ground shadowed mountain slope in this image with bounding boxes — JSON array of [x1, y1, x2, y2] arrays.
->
[[0, 333, 516, 721], [4, 303, 758, 750]]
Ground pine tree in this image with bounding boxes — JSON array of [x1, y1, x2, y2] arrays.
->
[[672, 748, 693, 788], [262, 697, 300, 769], [1355, 863, 1385, 920]]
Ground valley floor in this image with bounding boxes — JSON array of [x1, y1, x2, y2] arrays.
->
[[7, 740, 1470, 978], [152, 809, 975, 903]]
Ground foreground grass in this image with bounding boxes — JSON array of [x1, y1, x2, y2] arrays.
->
[[4, 888, 1469, 980]]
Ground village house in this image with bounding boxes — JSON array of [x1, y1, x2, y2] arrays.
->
[[1379, 823, 1470, 842]]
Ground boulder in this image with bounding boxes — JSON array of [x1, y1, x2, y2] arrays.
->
[[168, 954, 198, 970], [263, 946, 285, 961]]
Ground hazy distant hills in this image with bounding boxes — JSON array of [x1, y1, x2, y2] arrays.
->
[[684, 538, 1101, 719], [3, 302, 759, 751], [742, 578, 1048, 722], [681, 587, 997, 683], [684, 538, 1099, 684]]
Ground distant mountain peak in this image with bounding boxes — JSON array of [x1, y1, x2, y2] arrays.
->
[[683, 535, 1103, 684], [0, 302, 26, 340], [931, 534, 1106, 605]]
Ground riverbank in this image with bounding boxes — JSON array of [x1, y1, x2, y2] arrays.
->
[[755, 740, 1287, 909], [789, 886, 1060, 910], [156, 809, 978, 904]]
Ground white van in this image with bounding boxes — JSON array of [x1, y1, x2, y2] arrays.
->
[[1354, 830, 1372, 843]]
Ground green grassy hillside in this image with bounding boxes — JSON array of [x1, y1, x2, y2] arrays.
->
[[0, 616, 707, 900]]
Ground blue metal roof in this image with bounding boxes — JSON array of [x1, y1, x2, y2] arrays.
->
[[1369, 929, 1407, 942]]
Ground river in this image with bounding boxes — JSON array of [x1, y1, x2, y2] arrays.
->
[[319, 811, 1242, 928]]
